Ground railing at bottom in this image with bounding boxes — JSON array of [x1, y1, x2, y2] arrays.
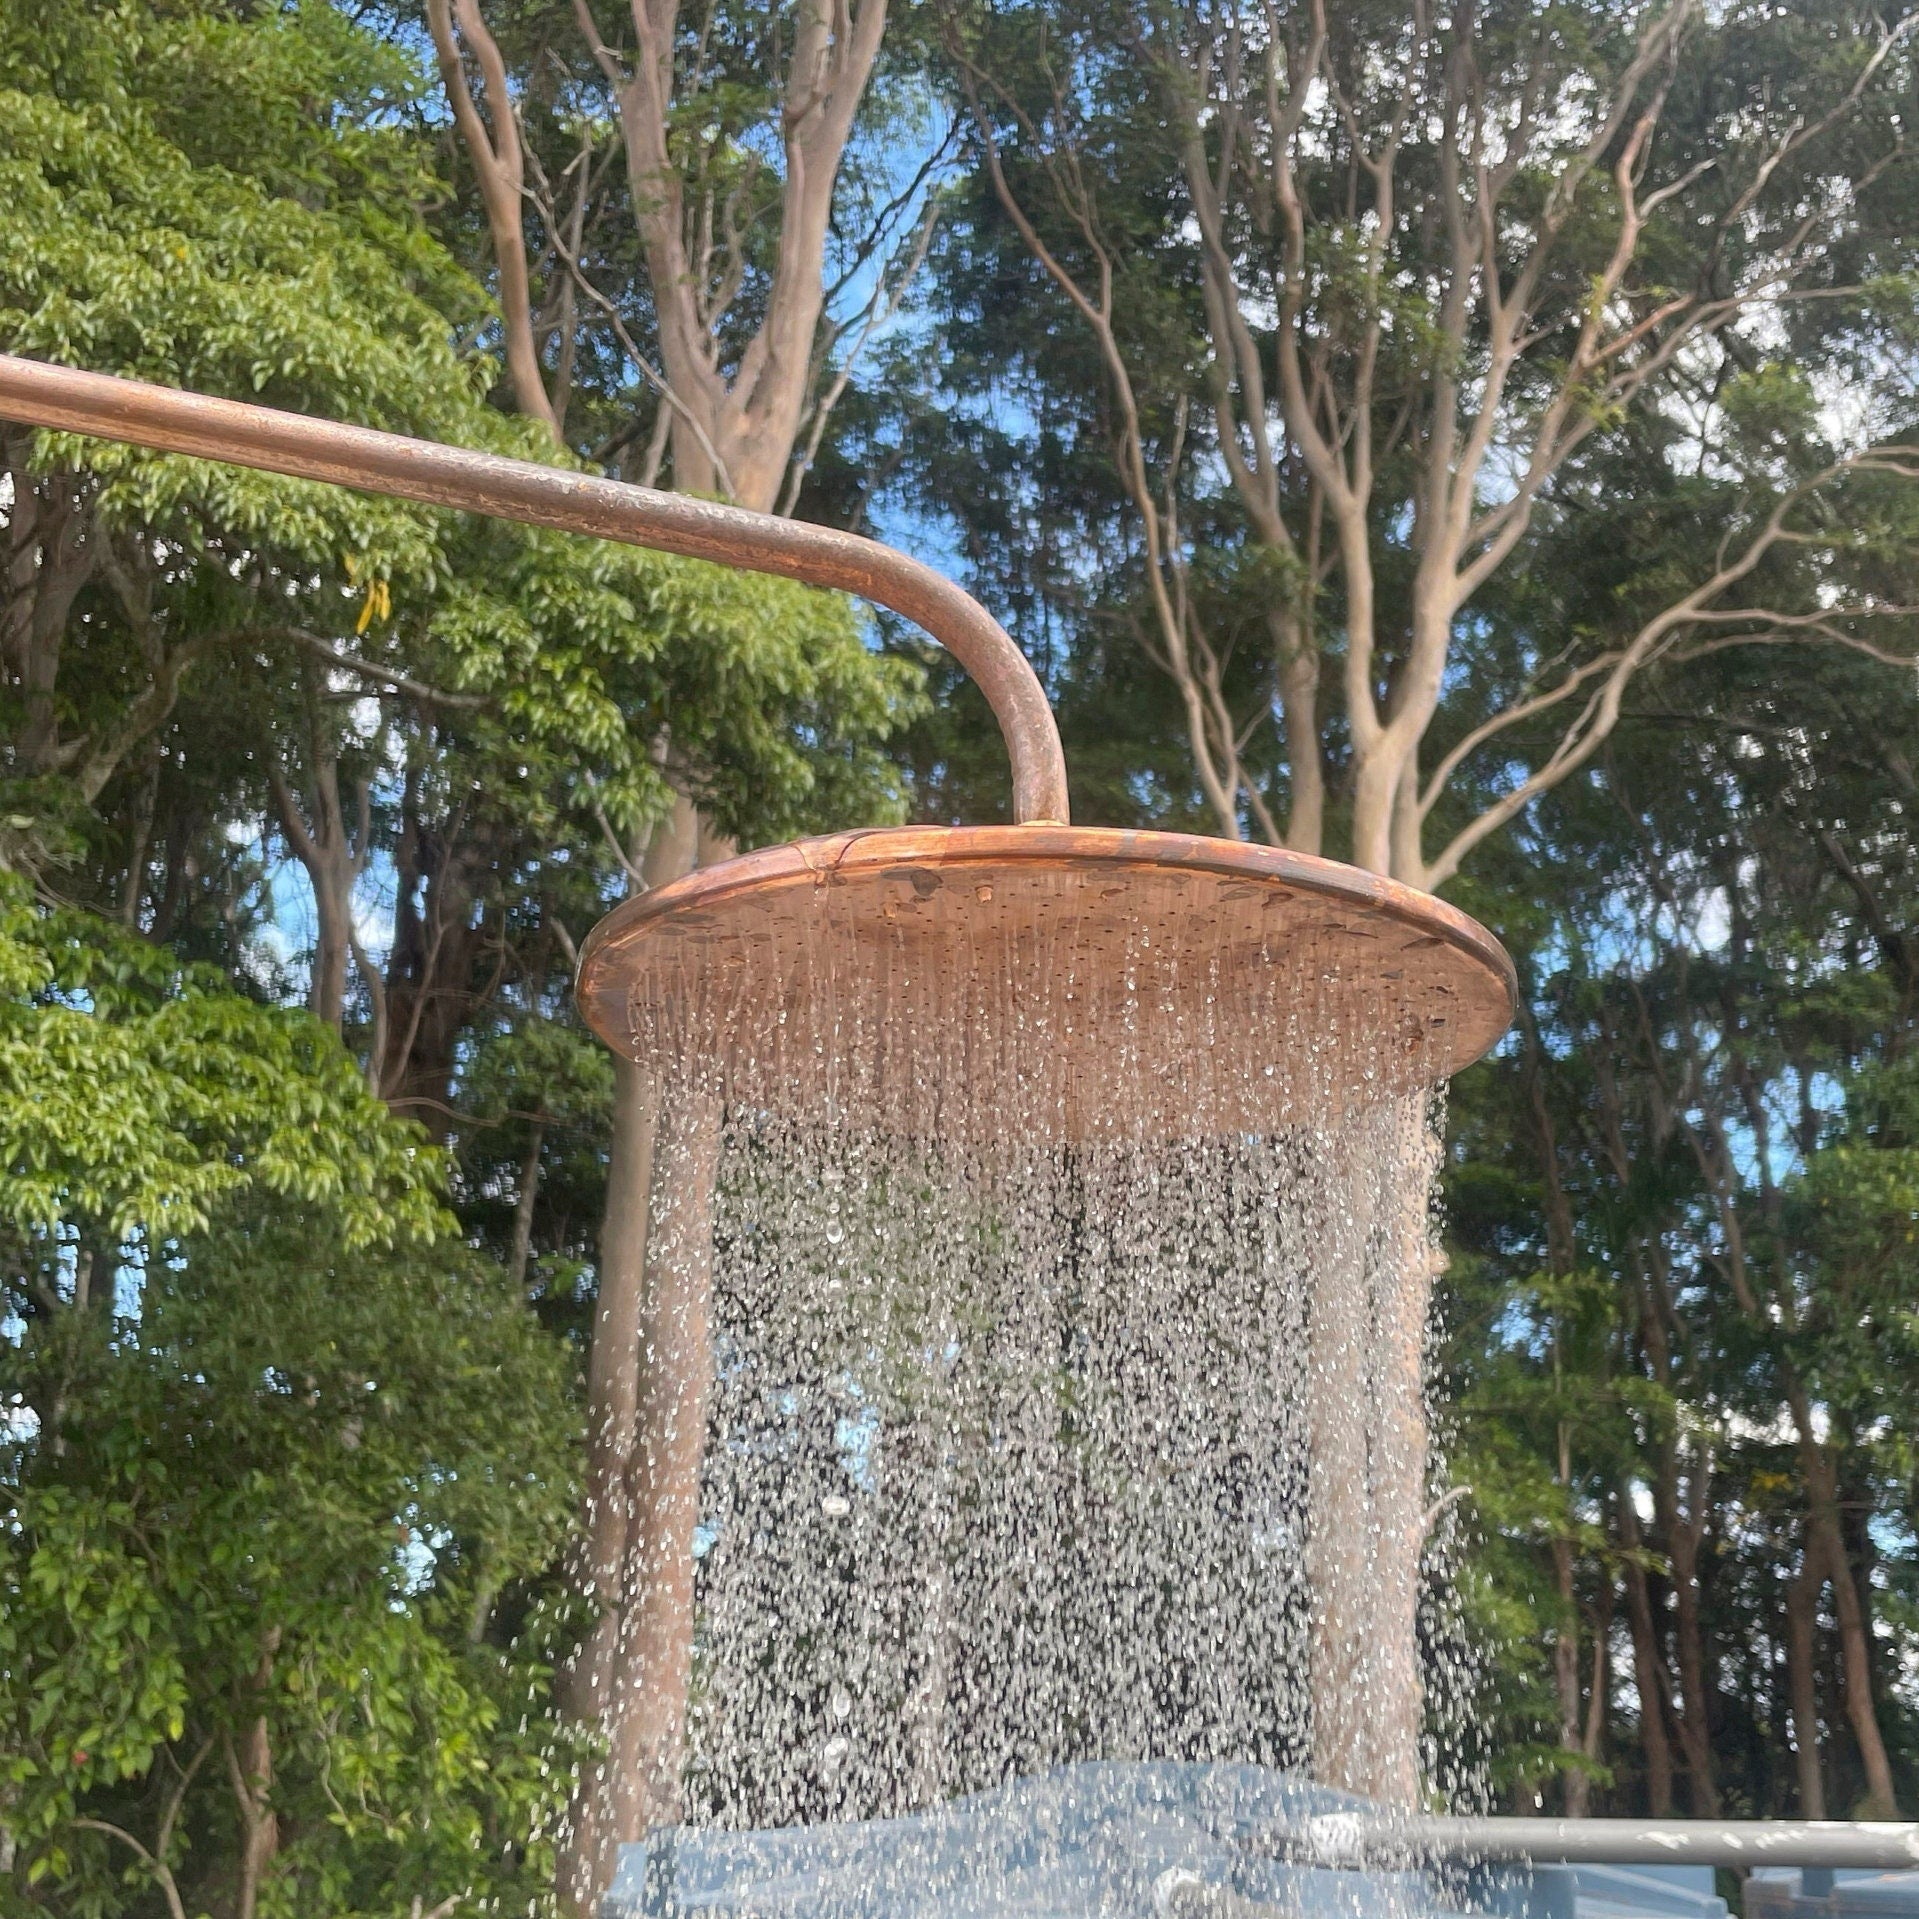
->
[[1250, 1817, 1919, 1871]]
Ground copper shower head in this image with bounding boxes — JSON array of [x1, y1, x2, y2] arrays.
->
[[576, 825, 1512, 1146], [0, 354, 1515, 1139]]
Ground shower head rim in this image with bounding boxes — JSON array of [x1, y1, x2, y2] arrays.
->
[[577, 823, 1517, 1077]]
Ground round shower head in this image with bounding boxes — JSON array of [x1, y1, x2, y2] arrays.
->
[[577, 824, 1515, 1147]]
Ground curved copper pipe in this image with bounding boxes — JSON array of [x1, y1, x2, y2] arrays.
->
[[0, 355, 1070, 826]]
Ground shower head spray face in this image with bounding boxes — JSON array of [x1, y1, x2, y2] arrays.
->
[[576, 825, 1515, 1149]]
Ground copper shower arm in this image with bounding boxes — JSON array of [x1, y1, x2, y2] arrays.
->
[[0, 355, 1070, 827]]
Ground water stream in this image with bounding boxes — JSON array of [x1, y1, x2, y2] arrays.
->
[[576, 868, 1489, 1912], [685, 1092, 1459, 1831]]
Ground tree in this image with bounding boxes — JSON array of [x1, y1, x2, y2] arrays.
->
[[0, 0, 913, 1077], [931, 0, 1919, 1799], [0, 873, 584, 1915], [2, 1125, 582, 1914], [9, 0, 1919, 1867], [2, 6, 919, 1911], [1444, 613, 1919, 1816], [419, 0, 922, 510], [416, 4, 931, 1900]]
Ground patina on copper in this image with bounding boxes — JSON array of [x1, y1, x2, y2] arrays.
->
[[0, 353, 1517, 1129]]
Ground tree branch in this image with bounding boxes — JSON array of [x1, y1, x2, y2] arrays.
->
[[426, 0, 561, 437], [247, 627, 488, 709]]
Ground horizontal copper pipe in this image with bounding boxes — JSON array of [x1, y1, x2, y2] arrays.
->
[[0, 355, 1070, 826]]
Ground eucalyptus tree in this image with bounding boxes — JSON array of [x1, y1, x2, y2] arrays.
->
[[415, 3, 941, 1896], [1440, 590, 1919, 1817], [418, 0, 936, 509], [934, 0, 1919, 1799], [946, 0, 1919, 876]]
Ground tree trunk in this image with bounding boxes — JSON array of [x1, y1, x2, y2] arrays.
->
[[232, 1718, 277, 1919], [378, 813, 492, 1124], [1786, 1552, 1827, 1817], [1349, 732, 1404, 881], [559, 798, 711, 1915], [1619, 1492, 1677, 1816], [309, 860, 353, 1030], [509, 1122, 544, 1291], [6, 460, 95, 778], [596, 0, 888, 515], [119, 739, 159, 926], [1272, 608, 1324, 853], [427, 12, 894, 1884], [263, 663, 369, 1035], [1569, 1582, 1610, 1818], [226, 1628, 282, 1919], [1798, 1422, 1901, 1814], [1658, 1464, 1721, 1814], [1554, 1528, 1584, 1811], [424, 0, 561, 435]]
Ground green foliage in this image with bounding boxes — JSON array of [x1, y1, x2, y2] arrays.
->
[[0, 856, 571, 1913], [2, 1208, 583, 1916], [0, 0, 919, 848], [1439, 625, 1919, 1812], [0, 3, 922, 1909], [0, 878, 445, 1249], [1786, 1054, 1919, 1421], [5, 0, 1919, 1886]]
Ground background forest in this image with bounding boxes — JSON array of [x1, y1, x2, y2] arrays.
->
[[2, 0, 1918, 1913]]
